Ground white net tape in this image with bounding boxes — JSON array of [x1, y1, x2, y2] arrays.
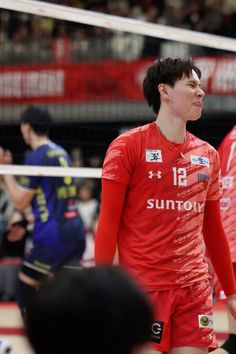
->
[[0, 165, 102, 178]]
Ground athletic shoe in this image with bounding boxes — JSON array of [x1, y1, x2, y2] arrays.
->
[[0, 340, 11, 354]]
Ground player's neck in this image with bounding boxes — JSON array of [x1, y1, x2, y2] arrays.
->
[[30, 135, 50, 149], [155, 115, 186, 144]]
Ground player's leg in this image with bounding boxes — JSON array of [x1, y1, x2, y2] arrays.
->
[[16, 240, 85, 318], [146, 349, 163, 354], [147, 347, 208, 353], [169, 347, 208, 354], [228, 306, 236, 333], [15, 271, 41, 319], [214, 347, 232, 354], [214, 309, 236, 354], [214, 263, 236, 354], [14, 243, 53, 319]]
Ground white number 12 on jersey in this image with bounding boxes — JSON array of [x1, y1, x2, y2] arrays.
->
[[172, 167, 187, 186]]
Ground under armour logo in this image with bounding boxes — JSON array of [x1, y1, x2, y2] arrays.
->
[[148, 170, 162, 179]]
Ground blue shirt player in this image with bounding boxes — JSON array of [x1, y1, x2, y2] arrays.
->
[[0, 106, 85, 318]]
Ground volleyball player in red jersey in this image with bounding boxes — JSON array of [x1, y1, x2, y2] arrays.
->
[[214, 125, 236, 354], [95, 57, 236, 354]]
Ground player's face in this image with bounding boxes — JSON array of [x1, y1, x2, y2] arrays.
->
[[20, 123, 31, 145], [168, 69, 205, 121]]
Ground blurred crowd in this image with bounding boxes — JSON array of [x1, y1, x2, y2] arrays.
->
[[0, 0, 236, 64]]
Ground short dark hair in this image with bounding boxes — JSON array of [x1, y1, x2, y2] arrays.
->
[[20, 105, 52, 136], [25, 266, 153, 354], [143, 56, 202, 114]]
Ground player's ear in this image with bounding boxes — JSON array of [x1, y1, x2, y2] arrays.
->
[[158, 83, 169, 98]]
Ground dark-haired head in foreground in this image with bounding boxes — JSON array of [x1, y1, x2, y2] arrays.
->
[[25, 266, 153, 354]]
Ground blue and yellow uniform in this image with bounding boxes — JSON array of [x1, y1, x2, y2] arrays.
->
[[20, 141, 85, 281]]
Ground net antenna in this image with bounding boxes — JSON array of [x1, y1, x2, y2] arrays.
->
[[1, 0, 236, 52], [1, 0, 236, 179]]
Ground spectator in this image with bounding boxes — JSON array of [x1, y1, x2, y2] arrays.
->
[[0, 182, 32, 303], [0, 211, 31, 301], [0, 210, 31, 259], [25, 266, 153, 354], [76, 181, 99, 232], [51, 21, 72, 63], [80, 205, 100, 268], [71, 147, 84, 167], [0, 180, 14, 238], [141, 5, 163, 58], [76, 181, 99, 267]]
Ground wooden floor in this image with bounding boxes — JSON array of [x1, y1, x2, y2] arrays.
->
[[0, 303, 32, 354], [0, 302, 229, 354]]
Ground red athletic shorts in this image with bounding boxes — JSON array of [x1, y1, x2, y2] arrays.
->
[[147, 279, 218, 352]]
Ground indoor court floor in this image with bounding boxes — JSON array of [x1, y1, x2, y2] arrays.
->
[[0, 302, 229, 354]]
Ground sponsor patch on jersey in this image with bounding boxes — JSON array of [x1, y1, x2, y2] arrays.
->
[[198, 315, 213, 328], [222, 176, 234, 189], [150, 321, 164, 343], [197, 173, 210, 181], [220, 197, 231, 211], [190, 155, 209, 167], [145, 149, 162, 162], [197, 173, 210, 189]]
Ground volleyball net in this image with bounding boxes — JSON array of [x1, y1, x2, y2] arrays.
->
[[1, 0, 236, 179]]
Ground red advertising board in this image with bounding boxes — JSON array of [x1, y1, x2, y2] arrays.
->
[[0, 57, 236, 104]]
